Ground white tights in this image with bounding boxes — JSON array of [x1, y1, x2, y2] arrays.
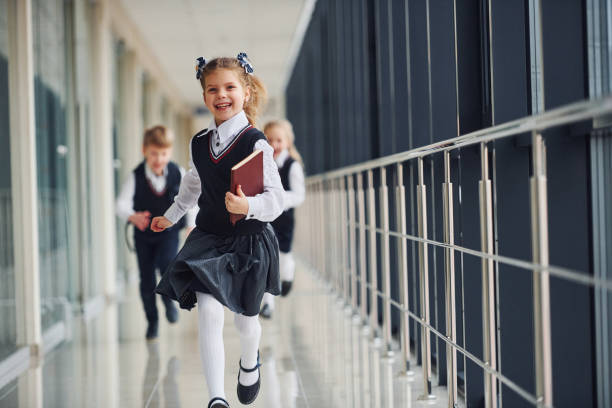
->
[[196, 292, 261, 401]]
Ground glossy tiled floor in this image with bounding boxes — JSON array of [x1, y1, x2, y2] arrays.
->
[[0, 262, 453, 408]]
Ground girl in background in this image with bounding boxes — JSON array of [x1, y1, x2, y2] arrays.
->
[[260, 119, 305, 319]]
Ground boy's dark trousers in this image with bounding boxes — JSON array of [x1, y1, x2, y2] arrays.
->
[[134, 229, 179, 324]]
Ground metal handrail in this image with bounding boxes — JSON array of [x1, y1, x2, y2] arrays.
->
[[296, 95, 612, 408], [306, 95, 612, 183], [357, 222, 612, 292]]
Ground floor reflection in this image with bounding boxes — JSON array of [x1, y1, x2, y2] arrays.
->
[[261, 346, 297, 408], [0, 262, 454, 408], [142, 342, 160, 407], [141, 342, 181, 408], [162, 356, 181, 408]]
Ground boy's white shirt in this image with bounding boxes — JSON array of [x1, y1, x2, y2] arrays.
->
[[274, 149, 305, 211], [164, 110, 284, 224], [115, 163, 197, 227]]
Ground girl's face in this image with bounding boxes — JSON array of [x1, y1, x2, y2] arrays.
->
[[203, 69, 250, 125], [266, 125, 288, 158]]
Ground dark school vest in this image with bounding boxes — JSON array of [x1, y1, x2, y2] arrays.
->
[[191, 125, 267, 236], [133, 161, 185, 236], [271, 156, 296, 252]]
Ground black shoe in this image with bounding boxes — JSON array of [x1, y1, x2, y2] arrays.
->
[[281, 280, 293, 297], [237, 352, 261, 405], [259, 304, 272, 319], [166, 303, 179, 324], [146, 321, 159, 340], [207, 397, 229, 408]]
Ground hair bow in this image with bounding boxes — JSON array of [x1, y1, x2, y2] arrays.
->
[[195, 57, 206, 80], [237, 52, 254, 74]]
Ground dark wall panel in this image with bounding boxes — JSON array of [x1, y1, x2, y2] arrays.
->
[[286, 1, 598, 407], [407, 0, 432, 149], [490, 1, 534, 407], [541, 1, 594, 407]]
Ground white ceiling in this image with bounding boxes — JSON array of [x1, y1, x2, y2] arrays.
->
[[119, 0, 307, 111]]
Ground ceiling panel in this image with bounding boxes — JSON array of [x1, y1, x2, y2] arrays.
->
[[120, 0, 305, 110]]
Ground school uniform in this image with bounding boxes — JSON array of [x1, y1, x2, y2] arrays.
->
[[270, 149, 305, 253], [155, 110, 283, 317], [261, 149, 305, 315], [116, 161, 196, 329]]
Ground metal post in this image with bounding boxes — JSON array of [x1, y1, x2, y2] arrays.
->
[[316, 182, 322, 277], [443, 152, 458, 407], [338, 178, 345, 297], [531, 132, 553, 408], [339, 177, 350, 304], [304, 183, 309, 264], [367, 170, 380, 336], [324, 180, 330, 282], [324, 180, 331, 284], [479, 143, 497, 408], [318, 182, 322, 278], [319, 181, 326, 280], [380, 167, 393, 355], [320, 180, 327, 281], [417, 157, 434, 399], [308, 182, 317, 268], [331, 179, 339, 294], [308, 182, 314, 269], [319, 180, 333, 281], [348, 175, 358, 312], [311, 182, 317, 273], [357, 173, 368, 322], [395, 163, 412, 373]]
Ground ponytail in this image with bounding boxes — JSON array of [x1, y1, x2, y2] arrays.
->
[[243, 74, 266, 126]]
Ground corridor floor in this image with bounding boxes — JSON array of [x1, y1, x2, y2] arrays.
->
[[0, 261, 451, 407]]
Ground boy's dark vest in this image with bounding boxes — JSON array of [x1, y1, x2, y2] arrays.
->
[[133, 161, 185, 236], [271, 156, 295, 252], [191, 125, 266, 236]]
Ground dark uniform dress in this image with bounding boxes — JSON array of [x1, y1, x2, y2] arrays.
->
[[132, 161, 185, 325], [155, 126, 281, 316], [270, 156, 296, 253]]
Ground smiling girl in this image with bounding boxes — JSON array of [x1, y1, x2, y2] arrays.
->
[[150, 53, 283, 408]]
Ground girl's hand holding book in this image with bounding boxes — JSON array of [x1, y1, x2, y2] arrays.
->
[[150, 216, 173, 232], [225, 185, 249, 215]]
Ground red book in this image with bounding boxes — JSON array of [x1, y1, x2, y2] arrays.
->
[[229, 149, 263, 225]]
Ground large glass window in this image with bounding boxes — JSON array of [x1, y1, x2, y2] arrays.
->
[[0, 0, 17, 361], [32, 0, 73, 331]]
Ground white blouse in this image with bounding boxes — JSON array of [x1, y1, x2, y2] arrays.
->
[[115, 163, 197, 226], [164, 110, 284, 225], [274, 149, 305, 211]]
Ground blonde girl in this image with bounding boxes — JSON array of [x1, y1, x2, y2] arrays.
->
[[151, 53, 283, 408], [260, 119, 305, 319]]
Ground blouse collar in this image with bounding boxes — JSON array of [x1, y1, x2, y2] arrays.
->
[[145, 162, 167, 179], [207, 110, 249, 144]]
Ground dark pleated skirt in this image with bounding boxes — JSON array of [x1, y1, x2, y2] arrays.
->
[[155, 224, 280, 316]]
